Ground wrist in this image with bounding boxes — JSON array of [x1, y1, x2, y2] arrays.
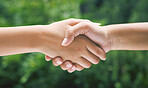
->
[[25, 25, 45, 53], [103, 24, 125, 51], [0, 25, 45, 55], [101, 25, 116, 51], [37, 25, 62, 56]]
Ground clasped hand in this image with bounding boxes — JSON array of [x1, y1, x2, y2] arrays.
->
[[42, 18, 108, 73]]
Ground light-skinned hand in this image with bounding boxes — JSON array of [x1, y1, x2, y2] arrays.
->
[[43, 19, 106, 73]]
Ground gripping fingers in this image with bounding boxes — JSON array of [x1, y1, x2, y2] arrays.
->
[[52, 57, 63, 66], [75, 63, 84, 71], [67, 63, 84, 73], [86, 42, 106, 60], [67, 65, 76, 73], [45, 55, 52, 61], [82, 50, 100, 65], [60, 61, 73, 70], [76, 57, 92, 68]]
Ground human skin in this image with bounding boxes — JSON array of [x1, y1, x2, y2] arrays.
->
[[0, 19, 106, 72], [61, 22, 148, 51], [37, 19, 106, 72], [58, 22, 148, 73]]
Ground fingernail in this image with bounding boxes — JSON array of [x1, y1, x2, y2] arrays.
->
[[62, 38, 68, 46], [46, 59, 50, 61], [102, 58, 106, 61], [71, 66, 76, 70], [66, 62, 72, 68], [68, 71, 73, 73], [56, 59, 62, 64]]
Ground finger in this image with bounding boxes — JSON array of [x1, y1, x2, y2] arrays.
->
[[75, 57, 92, 68], [82, 49, 100, 64], [60, 61, 73, 70], [86, 42, 106, 60], [67, 65, 76, 73], [52, 57, 63, 66], [45, 55, 52, 61], [62, 22, 91, 46], [75, 63, 84, 71], [67, 63, 84, 73]]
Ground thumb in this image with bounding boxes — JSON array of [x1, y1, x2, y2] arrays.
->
[[61, 22, 91, 46], [61, 29, 75, 46], [45, 55, 52, 61]]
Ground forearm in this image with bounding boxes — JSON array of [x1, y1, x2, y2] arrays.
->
[[0, 25, 43, 56], [104, 23, 148, 50]]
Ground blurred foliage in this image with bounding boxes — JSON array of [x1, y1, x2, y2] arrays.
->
[[0, 0, 148, 88]]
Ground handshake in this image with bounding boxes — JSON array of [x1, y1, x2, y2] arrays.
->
[[0, 18, 147, 73], [43, 18, 109, 73]]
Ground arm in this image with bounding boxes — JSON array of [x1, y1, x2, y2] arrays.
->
[[62, 21, 148, 52], [0, 24, 78, 72], [104, 23, 148, 50], [0, 25, 42, 56]]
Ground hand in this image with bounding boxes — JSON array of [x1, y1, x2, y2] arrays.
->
[[39, 19, 106, 73], [61, 20, 112, 54]]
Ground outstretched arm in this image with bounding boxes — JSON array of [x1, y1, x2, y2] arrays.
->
[[62, 22, 148, 51], [104, 23, 148, 50], [0, 24, 80, 73], [0, 26, 42, 56]]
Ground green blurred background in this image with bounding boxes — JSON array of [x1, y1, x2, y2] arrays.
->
[[0, 0, 148, 88]]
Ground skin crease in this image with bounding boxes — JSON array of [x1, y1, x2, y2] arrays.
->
[[0, 19, 106, 73]]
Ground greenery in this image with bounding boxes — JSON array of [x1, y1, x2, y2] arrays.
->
[[0, 0, 148, 88]]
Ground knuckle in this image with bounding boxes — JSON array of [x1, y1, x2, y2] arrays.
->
[[81, 22, 90, 28], [53, 63, 58, 66], [81, 22, 87, 26], [66, 29, 74, 35], [60, 65, 67, 70], [68, 70, 72, 73], [67, 69, 72, 72], [68, 29, 74, 34], [52, 60, 57, 66]]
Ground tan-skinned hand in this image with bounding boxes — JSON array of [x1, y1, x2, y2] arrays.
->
[[43, 19, 106, 73]]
